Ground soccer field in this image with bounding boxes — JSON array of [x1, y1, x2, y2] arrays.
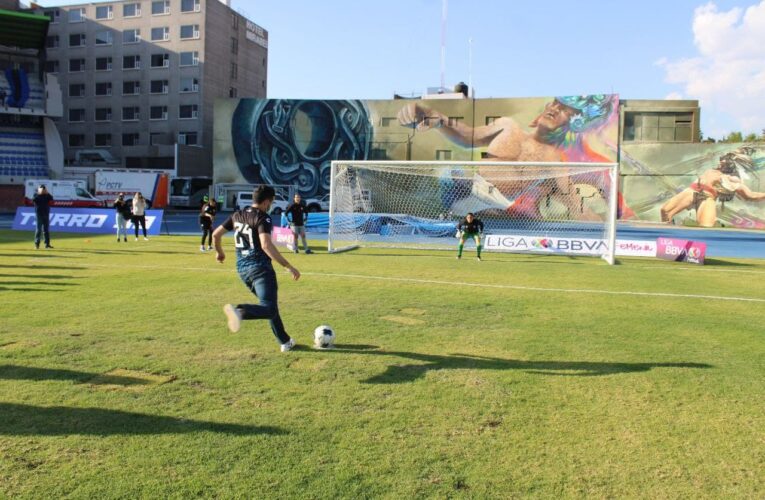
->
[[1, 229, 764, 498]]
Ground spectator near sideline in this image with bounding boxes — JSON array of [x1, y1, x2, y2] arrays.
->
[[131, 192, 148, 240], [32, 184, 53, 249], [199, 198, 217, 252], [285, 193, 312, 254], [114, 193, 131, 242]]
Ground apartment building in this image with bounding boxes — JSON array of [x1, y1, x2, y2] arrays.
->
[[38, 0, 267, 175]]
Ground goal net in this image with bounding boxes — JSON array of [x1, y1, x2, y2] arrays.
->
[[328, 161, 620, 264]]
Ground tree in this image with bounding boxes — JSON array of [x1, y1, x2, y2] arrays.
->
[[743, 133, 758, 142], [723, 131, 743, 143]]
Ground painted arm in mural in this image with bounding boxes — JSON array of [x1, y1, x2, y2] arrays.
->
[[397, 102, 512, 147], [736, 183, 765, 201]]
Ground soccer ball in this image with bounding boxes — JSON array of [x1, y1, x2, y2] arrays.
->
[[313, 325, 336, 349]]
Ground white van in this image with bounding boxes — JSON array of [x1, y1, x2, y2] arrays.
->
[[24, 179, 104, 208], [235, 191, 288, 214]]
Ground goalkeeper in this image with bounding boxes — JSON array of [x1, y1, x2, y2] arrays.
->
[[456, 213, 484, 260]]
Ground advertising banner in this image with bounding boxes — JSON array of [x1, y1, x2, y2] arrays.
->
[[271, 226, 295, 249], [656, 237, 706, 265], [484, 234, 657, 257], [12, 208, 164, 235]]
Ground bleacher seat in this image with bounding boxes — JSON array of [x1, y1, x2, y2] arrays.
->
[[0, 126, 50, 178], [0, 71, 45, 111]]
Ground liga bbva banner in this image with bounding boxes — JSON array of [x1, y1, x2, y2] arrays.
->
[[13, 208, 164, 235], [484, 234, 657, 258]]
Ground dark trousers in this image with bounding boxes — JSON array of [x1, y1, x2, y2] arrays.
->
[[200, 221, 212, 246], [237, 264, 290, 344], [34, 212, 50, 246], [133, 215, 147, 237]]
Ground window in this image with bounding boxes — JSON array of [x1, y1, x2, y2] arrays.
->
[[69, 58, 85, 72], [230, 63, 238, 80], [181, 0, 200, 12], [69, 134, 86, 147], [150, 80, 169, 94], [68, 108, 85, 122], [122, 81, 140, 95], [152, 0, 170, 15], [228, 87, 237, 98], [95, 82, 112, 96], [232, 13, 239, 30], [122, 133, 140, 146], [95, 31, 113, 46], [44, 61, 59, 73], [179, 104, 198, 119], [485, 116, 500, 125], [623, 112, 695, 143], [122, 106, 140, 121], [180, 77, 199, 92], [447, 116, 463, 127], [151, 53, 170, 68], [123, 29, 140, 44], [231, 37, 238, 55], [95, 5, 113, 19], [94, 134, 112, 147], [179, 51, 199, 66], [178, 132, 198, 145], [262, 57, 267, 67], [95, 108, 112, 121], [68, 8, 85, 23], [44, 9, 60, 23], [150, 106, 168, 120], [69, 33, 86, 47], [380, 117, 396, 127], [123, 55, 141, 70], [436, 149, 452, 160], [180, 24, 200, 39], [123, 3, 141, 17], [69, 83, 85, 97], [151, 27, 170, 41], [95, 57, 113, 71], [46, 35, 59, 49]]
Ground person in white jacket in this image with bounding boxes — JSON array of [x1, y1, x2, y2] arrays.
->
[[131, 192, 148, 240]]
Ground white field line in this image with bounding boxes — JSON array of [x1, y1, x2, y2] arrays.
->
[[68, 262, 765, 304], [637, 265, 765, 275]]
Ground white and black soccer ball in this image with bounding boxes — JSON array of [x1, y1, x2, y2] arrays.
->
[[313, 325, 336, 349]]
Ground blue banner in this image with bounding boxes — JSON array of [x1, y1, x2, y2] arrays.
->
[[12, 208, 164, 235]]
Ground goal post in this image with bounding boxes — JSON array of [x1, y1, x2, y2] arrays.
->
[[328, 160, 619, 264]]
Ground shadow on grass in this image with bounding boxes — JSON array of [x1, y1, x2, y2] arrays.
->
[[0, 264, 88, 271], [704, 258, 756, 267], [0, 281, 78, 287], [326, 347, 712, 383], [0, 403, 285, 436], [0, 365, 150, 386], [0, 273, 80, 279]]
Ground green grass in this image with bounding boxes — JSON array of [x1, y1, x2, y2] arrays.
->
[[1, 229, 764, 498]]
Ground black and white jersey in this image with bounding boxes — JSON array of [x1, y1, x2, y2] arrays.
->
[[221, 207, 273, 267], [458, 218, 484, 234]]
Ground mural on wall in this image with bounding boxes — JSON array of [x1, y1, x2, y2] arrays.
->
[[215, 95, 621, 221], [228, 99, 373, 197], [621, 144, 765, 229]]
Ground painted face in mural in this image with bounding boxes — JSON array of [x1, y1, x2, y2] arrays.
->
[[532, 101, 578, 133]]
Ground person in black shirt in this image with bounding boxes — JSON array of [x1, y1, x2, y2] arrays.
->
[[285, 193, 312, 254], [213, 185, 301, 352], [32, 184, 53, 249], [113, 193, 131, 242], [456, 212, 485, 260], [199, 198, 217, 251]]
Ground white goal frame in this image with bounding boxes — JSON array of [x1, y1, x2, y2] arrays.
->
[[328, 160, 620, 264]]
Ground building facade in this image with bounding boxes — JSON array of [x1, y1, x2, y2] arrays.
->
[[37, 0, 267, 176]]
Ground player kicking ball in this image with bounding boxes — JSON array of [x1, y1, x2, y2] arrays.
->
[[212, 185, 301, 352], [456, 212, 484, 261]]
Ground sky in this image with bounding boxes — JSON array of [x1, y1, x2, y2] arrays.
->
[[38, 0, 765, 139]]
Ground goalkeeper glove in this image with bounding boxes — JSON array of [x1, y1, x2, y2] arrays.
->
[[455, 230, 462, 238]]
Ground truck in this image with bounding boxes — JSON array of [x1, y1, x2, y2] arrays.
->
[[24, 179, 105, 207], [94, 171, 169, 208]]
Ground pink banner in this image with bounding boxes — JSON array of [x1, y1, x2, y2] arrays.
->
[[272, 226, 295, 249], [656, 237, 706, 265]]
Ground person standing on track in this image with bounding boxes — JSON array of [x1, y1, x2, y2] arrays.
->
[[285, 193, 312, 254], [131, 192, 148, 241]]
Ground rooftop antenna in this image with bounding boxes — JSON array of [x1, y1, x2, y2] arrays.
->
[[440, 0, 447, 91]]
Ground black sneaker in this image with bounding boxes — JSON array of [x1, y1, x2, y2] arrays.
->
[[305, 249, 313, 254], [45, 245, 54, 249]]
